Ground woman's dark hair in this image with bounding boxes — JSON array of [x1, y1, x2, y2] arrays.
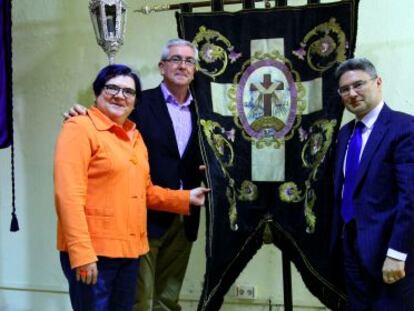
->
[[92, 64, 142, 98]]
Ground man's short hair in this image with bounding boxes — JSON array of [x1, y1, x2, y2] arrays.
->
[[160, 38, 199, 62], [335, 57, 378, 81]]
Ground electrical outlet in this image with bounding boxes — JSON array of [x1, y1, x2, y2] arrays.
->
[[235, 284, 256, 299]]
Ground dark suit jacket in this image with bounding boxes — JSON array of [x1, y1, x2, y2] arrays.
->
[[129, 86, 202, 242], [331, 104, 414, 279]]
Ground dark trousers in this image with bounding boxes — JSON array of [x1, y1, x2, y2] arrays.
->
[[60, 252, 140, 311], [342, 221, 414, 311], [133, 216, 192, 311]]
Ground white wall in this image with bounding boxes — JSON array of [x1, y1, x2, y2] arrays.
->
[[1, 0, 413, 310]]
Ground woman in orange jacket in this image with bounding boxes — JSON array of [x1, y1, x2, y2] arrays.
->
[[54, 64, 208, 311]]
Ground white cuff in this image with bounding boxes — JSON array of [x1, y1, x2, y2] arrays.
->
[[387, 248, 407, 261]]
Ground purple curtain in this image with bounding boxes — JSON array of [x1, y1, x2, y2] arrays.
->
[[0, 0, 12, 149]]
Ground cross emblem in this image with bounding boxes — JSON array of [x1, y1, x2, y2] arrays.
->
[[209, 38, 321, 181], [250, 74, 284, 116]]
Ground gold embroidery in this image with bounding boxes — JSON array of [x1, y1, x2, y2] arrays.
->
[[192, 26, 241, 80], [279, 119, 336, 233], [200, 119, 259, 230], [201, 119, 237, 230], [294, 18, 347, 72], [237, 180, 258, 202]]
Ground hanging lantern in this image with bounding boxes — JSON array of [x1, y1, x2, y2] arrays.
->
[[89, 0, 127, 64]]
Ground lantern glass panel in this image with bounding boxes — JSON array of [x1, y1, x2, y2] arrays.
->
[[105, 5, 117, 39], [90, 7, 103, 41]]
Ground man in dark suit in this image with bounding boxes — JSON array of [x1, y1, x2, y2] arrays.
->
[[331, 57, 414, 310], [131, 39, 202, 311]]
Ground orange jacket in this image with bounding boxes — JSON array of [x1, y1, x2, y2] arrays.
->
[[54, 107, 190, 269]]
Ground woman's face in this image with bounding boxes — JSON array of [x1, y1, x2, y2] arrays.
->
[[95, 75, 136, 125]]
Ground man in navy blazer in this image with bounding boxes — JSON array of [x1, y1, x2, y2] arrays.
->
[[131, 39, 203, 311], [331, 57, 414, 310]]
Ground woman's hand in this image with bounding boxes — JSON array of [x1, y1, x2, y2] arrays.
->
[[76, 262, 98, 285], [189, 187, 210, 206]]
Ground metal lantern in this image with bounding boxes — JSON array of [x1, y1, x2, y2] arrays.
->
[[89, 0, 127, 64]]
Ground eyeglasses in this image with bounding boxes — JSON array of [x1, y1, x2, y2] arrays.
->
[[337, 77, 376, 96], [103, 84, 136, 98], [163, 56, 197, 66]]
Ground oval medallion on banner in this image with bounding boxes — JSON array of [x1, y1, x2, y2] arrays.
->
[[236, 59, 297, 140]]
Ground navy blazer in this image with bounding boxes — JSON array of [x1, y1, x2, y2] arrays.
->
[[331, 104, 414, 279], [129, 86, 202, 241]]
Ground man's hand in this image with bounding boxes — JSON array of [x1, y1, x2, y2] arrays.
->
[[76, 262, 98, 285], [382, 256, 405, 284], [63, 104, 87, 120], [189, 187, 210, 206]]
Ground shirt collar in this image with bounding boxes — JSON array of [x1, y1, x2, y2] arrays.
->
[[160, 82, 193, 108], [359, 100, 384, 130], [88, 106, 136, 134]]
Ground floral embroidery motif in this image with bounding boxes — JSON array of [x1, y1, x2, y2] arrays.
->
[[279, 182, 302, 203], [298, 127, 308, 142], [201, 120, 234, 169], [228, 46, 242, 63], [237, 181, 258, 201], [192, 26, 242, 80], [279, 119, 336, 233], [292, 42, 306, 60], [223, 128, 236, 142], [293, 18, 347, 72]]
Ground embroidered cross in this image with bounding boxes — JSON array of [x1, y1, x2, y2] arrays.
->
[[250, 74, 284, 116], [209, 38, 322, 181]]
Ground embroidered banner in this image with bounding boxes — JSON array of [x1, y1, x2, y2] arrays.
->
[[0, 0, 12, 149], [177, 1, 359, 310]]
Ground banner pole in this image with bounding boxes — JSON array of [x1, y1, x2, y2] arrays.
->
[[282, 252, 293, 311]]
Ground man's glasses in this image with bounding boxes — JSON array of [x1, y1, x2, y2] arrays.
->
[[337, 77, 376, 97], [163, 56, 197, 66], [103, 84, 136, 98]]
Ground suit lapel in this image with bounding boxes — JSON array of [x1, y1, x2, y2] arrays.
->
[[355, 104, 391, 188], [334, 122, 354, 199], [150, 86, 180, 157]]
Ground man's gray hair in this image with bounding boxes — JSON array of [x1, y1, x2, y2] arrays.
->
[[335, 57, 378, 81], [160, 38, 199, 61]]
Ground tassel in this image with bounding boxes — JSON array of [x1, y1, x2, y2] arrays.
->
[[10, 212, 19, 232], [7, 2, 19, 233]]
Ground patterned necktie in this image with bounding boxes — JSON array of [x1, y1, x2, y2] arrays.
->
[[341, 121, 365, 223]]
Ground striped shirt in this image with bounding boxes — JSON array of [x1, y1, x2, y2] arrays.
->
[[160, 83, 193, 158]]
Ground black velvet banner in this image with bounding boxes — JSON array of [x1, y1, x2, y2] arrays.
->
[[177, 1, 359, 310]]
